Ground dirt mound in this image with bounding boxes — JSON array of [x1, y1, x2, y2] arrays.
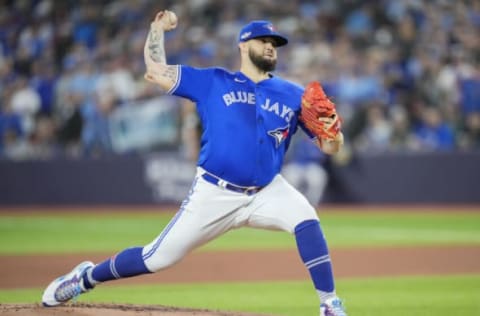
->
[[0, 303, 270, 316]]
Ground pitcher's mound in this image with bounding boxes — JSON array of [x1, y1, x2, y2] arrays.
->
[[0, 303, 270, 316]]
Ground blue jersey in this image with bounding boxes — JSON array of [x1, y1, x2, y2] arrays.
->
[[169, 65, 307, 187]]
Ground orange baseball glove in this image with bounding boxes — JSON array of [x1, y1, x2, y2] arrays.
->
[[299, 81, 342, 141]]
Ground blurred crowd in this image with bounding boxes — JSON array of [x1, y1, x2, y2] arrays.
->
[[0, 0, 479, 161]]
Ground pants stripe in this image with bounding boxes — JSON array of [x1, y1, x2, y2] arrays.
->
[[142, 209, 184, 261], [142, 177, 198, 261]]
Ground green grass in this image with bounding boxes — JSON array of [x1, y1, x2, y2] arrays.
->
[[1, 210, 479, 254], [319, 211, 480, 247], [1, 275, 479, 316], [1, 208, 479, 315]]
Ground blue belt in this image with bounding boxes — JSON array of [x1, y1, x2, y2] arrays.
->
[[201, 173, 264, 195]]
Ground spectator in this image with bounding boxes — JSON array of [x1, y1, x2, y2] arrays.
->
[[458, 111, 480, 150], [354, 103, 392, 153], [412, 106, 456, 151], [28, 115, 59, 159], [388, 105, 415, 152], [30, 61, 57, 115], [0, 101, 23, 157], [9, 76, 41, 134], [0, 0, 479, 159], [81, 90, 115, 156], [56, 93, 84, 157]]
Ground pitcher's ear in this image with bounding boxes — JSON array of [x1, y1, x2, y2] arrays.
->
[[238, 41, 248, 53]]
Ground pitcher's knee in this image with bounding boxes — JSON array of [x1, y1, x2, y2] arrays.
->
[[294, 219, 320, 234], [143, 250, 184, 272]]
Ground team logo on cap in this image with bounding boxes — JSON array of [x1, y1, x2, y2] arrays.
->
[[268, 125, 290, 148], [264, 24, 275, 31], [240, 32, 252, 40]]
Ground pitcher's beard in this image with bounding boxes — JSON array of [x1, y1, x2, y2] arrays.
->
[[249, 49, 276, 72]]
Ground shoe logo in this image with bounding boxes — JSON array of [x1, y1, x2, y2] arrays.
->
[[234, 78, 246, 83]]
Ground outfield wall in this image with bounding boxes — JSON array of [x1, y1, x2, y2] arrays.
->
[[324, 152, 480, 204], [1, 152, 479, 205]]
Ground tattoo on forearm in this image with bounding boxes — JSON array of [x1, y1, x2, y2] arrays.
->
[[148, 29, 166, 63], [162, 66, 178, 84]]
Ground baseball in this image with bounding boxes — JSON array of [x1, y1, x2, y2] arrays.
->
[[165, 11, 178, 30]]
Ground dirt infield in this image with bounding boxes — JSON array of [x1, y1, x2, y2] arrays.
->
[[0, 303, 271, 316], [2, 246, 480, 288], [1, 245, 480, 316]]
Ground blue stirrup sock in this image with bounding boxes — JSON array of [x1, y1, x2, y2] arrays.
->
[[295, 219, 335, 300], [82, 246, 151, 289]]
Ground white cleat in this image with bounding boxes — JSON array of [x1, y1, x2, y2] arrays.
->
[[42, 261, 95, 307], [320, 297, 347, 316]]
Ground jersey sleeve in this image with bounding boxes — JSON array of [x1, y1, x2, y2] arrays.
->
[[298, 120, 316, 139], [167, 65, 215, 102], [294, 84, 317, 140]]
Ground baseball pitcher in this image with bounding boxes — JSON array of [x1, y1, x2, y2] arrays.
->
[[42, 10, 347, 316]]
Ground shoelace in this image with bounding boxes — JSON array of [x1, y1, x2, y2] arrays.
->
[[54, 277, 83, 302]]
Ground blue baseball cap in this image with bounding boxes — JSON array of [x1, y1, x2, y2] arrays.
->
[[238, 20, 288, 47]]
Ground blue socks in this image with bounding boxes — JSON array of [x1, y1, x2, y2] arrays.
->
[[83, 247, 151, 289], [294, 219, 335, 293]]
